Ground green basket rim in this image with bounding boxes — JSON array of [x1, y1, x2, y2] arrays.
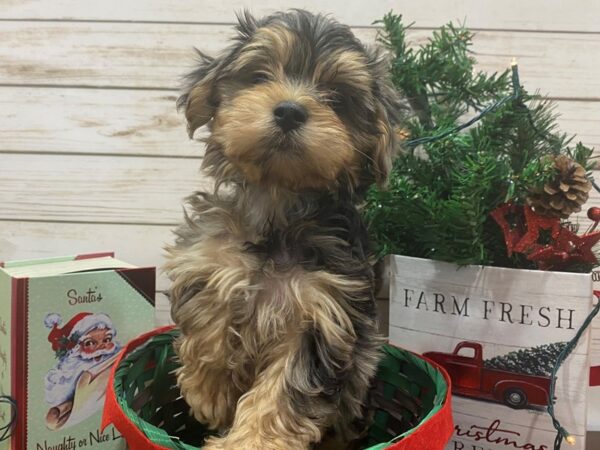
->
[[112, 329, 448, 450], [367, 346, 448, 450]]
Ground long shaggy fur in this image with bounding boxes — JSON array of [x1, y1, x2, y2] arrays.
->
[[165, 9, 404, 450]]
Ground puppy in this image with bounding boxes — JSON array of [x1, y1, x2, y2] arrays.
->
[[165, 10, 403, 450]]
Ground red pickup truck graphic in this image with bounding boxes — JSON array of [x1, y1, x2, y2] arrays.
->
[[424, 342, 551, 409]]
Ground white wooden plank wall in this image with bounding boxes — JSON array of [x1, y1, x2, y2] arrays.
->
[[1, 5, 598, 295], [1, 1, 599, 313], [0, 0, 599, 447]]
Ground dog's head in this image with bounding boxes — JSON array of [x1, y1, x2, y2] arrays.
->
[[179, 10, 404, 192]]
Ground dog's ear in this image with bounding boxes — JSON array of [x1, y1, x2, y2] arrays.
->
[[369, 51, 406, 187], [177, 11, 260, 138], [373, 107, 395, 187], [177, 51, 221, 138]]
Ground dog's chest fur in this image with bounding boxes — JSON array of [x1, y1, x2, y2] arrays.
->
[[168, 187, 377, 381]]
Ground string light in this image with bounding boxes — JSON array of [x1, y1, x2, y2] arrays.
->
[[404, 59, 521, 148], [548, 293, 600, 449], [0, 395, 16, 442]]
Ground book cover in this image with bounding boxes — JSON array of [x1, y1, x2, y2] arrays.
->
[[388, 255, 592, 450], [0, 253, 156, 450]]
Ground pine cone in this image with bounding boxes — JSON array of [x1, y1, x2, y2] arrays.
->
[[526, 155, 591, 219]]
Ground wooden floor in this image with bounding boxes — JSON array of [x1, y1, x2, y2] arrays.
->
[[1, 0, 599, 447]]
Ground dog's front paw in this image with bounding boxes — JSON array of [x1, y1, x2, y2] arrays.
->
[[203, 435, 307, 450], [178, 364, 238, 430], [202, 436, 230, 450]]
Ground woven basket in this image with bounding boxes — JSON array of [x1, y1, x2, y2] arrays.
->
[[102, 326, 453, 450]]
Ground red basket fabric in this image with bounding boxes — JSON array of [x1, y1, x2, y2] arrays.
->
[[102, 325, 453, 450]]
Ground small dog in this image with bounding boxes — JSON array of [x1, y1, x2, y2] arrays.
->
[[165, 10, 403, 450]]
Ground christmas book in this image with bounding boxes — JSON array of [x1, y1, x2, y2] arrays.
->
[[387, 254, 593, 450], [0, 252, 156, 450]]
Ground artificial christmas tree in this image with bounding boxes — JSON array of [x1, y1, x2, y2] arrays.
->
[[365, 14, 596, 272]]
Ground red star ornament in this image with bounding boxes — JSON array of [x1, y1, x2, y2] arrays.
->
[[528, 228, 600, 270], [490, 203, 526, 256], [513, 206, 562, 254]]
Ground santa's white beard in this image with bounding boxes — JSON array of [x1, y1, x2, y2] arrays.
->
[[44, 343, 121, 407]]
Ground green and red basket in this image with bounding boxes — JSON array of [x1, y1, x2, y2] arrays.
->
[[102, 326, 453, 450]]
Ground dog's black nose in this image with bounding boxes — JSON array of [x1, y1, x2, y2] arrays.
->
[[273, 101, 308, 132]]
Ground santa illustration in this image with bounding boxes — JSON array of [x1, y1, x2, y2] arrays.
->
[[43, 312, 121, 430]]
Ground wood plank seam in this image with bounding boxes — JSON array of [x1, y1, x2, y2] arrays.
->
[[2, 18, 600, 36]]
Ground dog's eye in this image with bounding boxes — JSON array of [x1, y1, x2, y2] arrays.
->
[[323, 86, 344, 109], [251, 72, 271, 84]]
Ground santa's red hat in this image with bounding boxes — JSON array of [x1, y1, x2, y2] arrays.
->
[[44, 312, 115, 356]]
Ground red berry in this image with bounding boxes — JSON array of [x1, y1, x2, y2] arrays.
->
[[588, 207, 600, 222]]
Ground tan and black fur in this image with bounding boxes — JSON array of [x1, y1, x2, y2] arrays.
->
[[165, 10, 404, 450]]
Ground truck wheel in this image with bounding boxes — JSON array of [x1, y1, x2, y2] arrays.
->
[[503, 388, 527, 409]]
